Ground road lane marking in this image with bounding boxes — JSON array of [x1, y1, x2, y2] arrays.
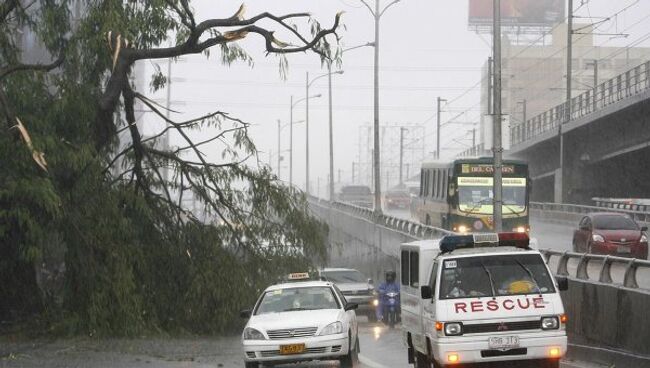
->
[[359, 354, 392, 368]]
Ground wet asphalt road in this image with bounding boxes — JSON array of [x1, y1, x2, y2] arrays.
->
[[0, 319, 605, 368]]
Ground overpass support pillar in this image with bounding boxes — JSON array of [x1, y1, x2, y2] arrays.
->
[[554, 168, 563, 203]]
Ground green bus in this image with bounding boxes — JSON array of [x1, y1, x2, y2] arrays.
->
[[412, 157, 530, 233]]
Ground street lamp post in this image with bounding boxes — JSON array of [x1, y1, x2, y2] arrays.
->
[[289, 94, 321, 188], [305, 70, 343, 196], [360, 0, 402, 214]]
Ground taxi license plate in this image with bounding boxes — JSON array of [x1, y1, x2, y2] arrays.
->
[[280, 344, 305, 355], [618, 245, 631, 253], [488, 336, 520, 349]]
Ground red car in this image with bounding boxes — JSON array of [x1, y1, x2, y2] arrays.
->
[[572, 212, 648, 259]]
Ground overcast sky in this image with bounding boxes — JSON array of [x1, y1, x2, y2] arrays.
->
[[141, 0, 650, 193]]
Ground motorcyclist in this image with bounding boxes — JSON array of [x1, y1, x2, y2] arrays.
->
[[375, 270, 400, 322]]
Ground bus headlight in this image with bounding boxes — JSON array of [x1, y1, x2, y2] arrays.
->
[[541, 317, 559, 330], [457, 225, 468, 234], [514, 226, 527, 233], [444, 322, 463, 336]]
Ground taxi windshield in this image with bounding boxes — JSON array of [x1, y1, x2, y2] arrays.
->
[[255, 286, 340, 315], [439, 254, 555, 300]]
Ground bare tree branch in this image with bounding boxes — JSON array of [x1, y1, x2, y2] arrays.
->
[[0, 0, 19, 22]]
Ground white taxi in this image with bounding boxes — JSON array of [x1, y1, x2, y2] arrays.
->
[[240, 273, 360, 368]]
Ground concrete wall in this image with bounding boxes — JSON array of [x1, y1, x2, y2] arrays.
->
[[562, 279, 650, 365], [309, 202, 419, 283]]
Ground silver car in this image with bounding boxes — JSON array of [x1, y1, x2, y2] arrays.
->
[[319, 268, 377, 322]]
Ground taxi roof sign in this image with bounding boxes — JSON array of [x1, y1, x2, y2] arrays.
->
[[287, 272, 310, 281]]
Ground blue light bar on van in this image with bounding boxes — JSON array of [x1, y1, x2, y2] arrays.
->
[[439, 232, 530, 253]]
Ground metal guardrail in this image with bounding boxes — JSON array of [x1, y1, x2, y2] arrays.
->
[[511, 60, 650, 146], [308, 197, 452, 240], [540, 249, 650, 289], [592, 198, 650, 213], [530, 201, 650, 223]]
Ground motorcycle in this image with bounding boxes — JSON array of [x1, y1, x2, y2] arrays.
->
[[382, 291, 401, 328]]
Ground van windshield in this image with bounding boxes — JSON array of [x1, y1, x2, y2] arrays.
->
[[439, 254, 555, 300]]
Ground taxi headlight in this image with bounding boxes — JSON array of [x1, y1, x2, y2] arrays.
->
[[641, 234, 648, 243], [243, 327, 266, 340], [592, 234, 605, 243], [541, 317, 559, 330], [444, 322, 463, 336], [320, 321, 343, 336]]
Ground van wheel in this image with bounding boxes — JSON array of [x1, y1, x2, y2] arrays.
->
[[244, 362, 259, 368], [414, 351, 431, 368], [542, 360, 560, 368]]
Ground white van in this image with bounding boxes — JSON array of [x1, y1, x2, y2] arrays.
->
[[400, 233, 568, 368]]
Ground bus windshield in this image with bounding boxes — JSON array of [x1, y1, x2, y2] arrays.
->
[[439, 254, 555, 300], [457, 177, 527, 214]]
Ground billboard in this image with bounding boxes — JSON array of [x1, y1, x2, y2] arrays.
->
[[469, 0, 565, 27]]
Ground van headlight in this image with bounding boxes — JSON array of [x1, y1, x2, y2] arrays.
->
[[541, 317, 559, 330], [320, 321, 343, 336], [592, 234, 605, 243], [641, 234, 648, 243], [243, 327, 266, 340], [444, 322, 463, 336]]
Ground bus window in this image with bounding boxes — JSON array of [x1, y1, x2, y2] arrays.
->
[[430, 170, 435, 198], [442, 173, 447, 199], [401, 250, 410, 286], [437, 169, 443, 199], [420, 170, 424, 196]]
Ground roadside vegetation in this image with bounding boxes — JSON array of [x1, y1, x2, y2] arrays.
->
[[0, 0, 341, 336]]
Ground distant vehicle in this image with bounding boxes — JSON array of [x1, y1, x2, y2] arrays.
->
[[412, 157, 530, 233], [240, 273, 359, 368], [401, 233, 568, 368], [383, 190, 410, 210], [572, 213, 648, 259], [319, 268, 377, 322], [337, 185, 373, 208]]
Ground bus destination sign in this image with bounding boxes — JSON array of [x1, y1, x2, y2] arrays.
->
[[461, 164, 515, 174]]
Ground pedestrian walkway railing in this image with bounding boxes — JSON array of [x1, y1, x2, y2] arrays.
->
[[308, 196, 452, 240], [540, 249, 650, 290], [511, 60, 650, 146]]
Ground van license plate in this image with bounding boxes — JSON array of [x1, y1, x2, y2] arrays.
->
[[280, 344, 305, 355], [488, 336, 520, 349]]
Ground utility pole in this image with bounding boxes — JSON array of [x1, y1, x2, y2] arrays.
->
[[559, 0, 574, 203], [372, 0, 382, 214], [436, 97, 446, 159], [492, 0, 503, 232], [472, 128, 477, 152], [488, 57, 493, 116], [360, 0, 401, 215], [277, 119, 281, 178], [164, 58, 172, 182], [305, 71, 310, 195], [289, 96, 293, 186], [587, 59, 598, 108], [328, 62, 335, 203], [352, 162, 356, 183], [399, 127, 406, 186], [405, 164, 410, 181]]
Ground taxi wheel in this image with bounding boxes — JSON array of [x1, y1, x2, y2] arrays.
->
[[339, 334, 359, 368]]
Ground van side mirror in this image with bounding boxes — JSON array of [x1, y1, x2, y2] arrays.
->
[[421, 285, 433, 300], [344, 303, 358, 311], [641, 226, 648, 232], [240, 309, 252, 319], [556, 276, 569, 291], [368, 278, 374, 285]]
